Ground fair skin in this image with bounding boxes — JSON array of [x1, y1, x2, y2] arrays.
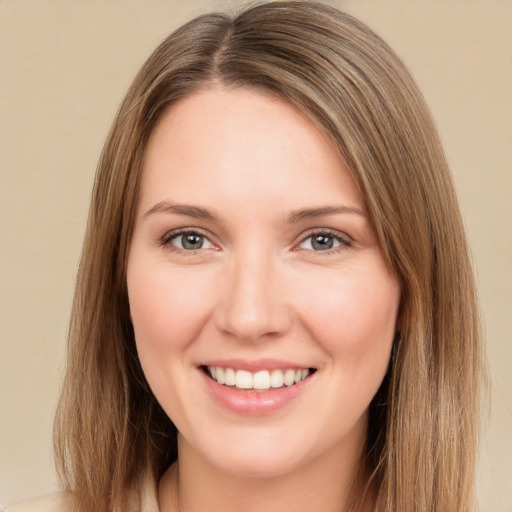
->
[[127, 86, 401, 512]]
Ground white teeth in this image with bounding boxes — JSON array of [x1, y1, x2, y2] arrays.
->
[[225, 367, 236, 386], [207, 366, 311, 390], [235, 370, 253, 389], [270, 369, 284, 388], [284, 369, 295, 386], [252, 370, 270, 390]]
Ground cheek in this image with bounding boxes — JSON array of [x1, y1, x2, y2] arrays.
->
[[127, 263, 217, 360], [293, 263, 400, 427], [127, 261, 221, 423], [291, 262, 400, 359]]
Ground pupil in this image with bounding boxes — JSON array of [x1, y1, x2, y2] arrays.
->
[[183, 233, 203, 250], [312, 234, 333, 250]]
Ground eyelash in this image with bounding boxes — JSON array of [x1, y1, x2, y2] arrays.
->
[[159, 228, 216, 254], [159, 228, 353, 255], [296, 228, 353, 254]]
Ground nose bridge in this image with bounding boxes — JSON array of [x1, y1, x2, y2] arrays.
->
[[214, 243, 290, 342]]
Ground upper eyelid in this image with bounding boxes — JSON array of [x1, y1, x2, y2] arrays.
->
[[163, 226, 213, 240], [297, 228, 352, 244], [160, 227, 218, 249]]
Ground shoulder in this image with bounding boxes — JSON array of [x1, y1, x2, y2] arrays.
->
[[2, 492, 71, 512]]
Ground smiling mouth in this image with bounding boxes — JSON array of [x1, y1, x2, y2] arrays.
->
[[202, 365, 316, 391]]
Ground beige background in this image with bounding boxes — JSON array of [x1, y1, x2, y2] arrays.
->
[[1, 0, 511, 510]]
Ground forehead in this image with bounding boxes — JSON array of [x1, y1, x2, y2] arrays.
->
[[139, 86, 363, 217]]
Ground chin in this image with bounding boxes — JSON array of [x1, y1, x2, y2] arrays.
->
[[182, 428, 312, 480], [211, 449, 306, 480]]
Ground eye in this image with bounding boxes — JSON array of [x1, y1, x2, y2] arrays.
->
[[162, 229, 215, 252], [298, 230, 351, 252]]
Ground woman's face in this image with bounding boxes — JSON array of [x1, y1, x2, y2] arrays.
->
[[127, 87, 400, 478]]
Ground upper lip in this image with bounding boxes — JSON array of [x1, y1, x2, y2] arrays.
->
[[199, 358, 314, 372]]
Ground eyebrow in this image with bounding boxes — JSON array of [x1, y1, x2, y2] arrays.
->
[[143, 201, 219, 221], [287, 205, 367, 223], [143, 201, 366, 223]]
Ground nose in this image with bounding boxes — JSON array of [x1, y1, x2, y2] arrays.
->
[[213, 249, 292, 343]]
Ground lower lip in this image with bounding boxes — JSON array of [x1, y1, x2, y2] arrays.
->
[[200, 369, 314, 415]]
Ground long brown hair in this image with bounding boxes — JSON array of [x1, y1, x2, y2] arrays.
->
[[54, 2, 486, 511]]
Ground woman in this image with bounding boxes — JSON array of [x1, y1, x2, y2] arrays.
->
[[8, 2, 485, 511]]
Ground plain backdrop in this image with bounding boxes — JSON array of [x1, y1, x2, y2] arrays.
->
[[1, 0, 511, 510]]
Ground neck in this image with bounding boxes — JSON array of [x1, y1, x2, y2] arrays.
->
[[158, 427, 373, 512]]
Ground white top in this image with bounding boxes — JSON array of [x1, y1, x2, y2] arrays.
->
[[2, 476, 160, 512], [2, 493, 69, 512]]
